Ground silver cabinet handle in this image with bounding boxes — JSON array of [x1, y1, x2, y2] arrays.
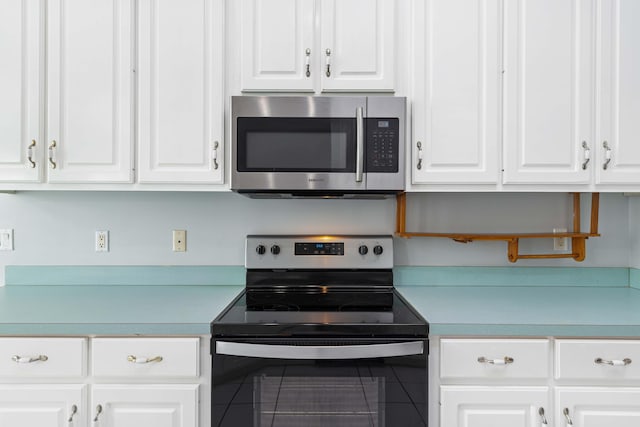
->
[[602, 141, 612, 170], [212, 141, 219, 170], [68, 404, 78, 423], [416, 141, 423, 170], [48, 140, 57, 169], [27, 140, 37, 168], [305, 48, 311, 77], [325, 48, 331, 77], [93, 404, 103, 423], [581, 141, 590, 170], [216, 341, 424, 360], [563, 408, 574, 425], [539, 407, 548, 425], [477, 356, 514, 365], [595, 357, 632, 366], [11, 354, 48, 363], [127, 354, 163, 364], [355, 107, 364, 183]]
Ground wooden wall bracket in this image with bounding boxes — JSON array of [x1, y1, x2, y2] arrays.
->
[[395, 192, 600, 263]]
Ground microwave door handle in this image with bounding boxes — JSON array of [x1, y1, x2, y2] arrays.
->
[[216, 341, 424, 359], [356, 107, 364, 183]]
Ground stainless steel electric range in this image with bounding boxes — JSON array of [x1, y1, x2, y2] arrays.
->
[[211, 235, 428, 427]]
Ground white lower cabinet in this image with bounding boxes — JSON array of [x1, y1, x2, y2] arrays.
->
[[441, 386, 549, 427], [91, 385, 198, 427], [556, 388, 640, 427], [437, 338, 640, 427], [0, 336, 206, 427], [439, 338, 551, 427], [0, 385, 85, 427]]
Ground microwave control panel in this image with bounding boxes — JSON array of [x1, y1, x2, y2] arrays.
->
[[366, 118, 399, 172]]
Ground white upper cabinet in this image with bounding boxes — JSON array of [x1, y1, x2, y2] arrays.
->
[[46, 0, 134, 183], [503, 0, 594, 185], [596, 0, 640, 185], [319, 0, 395, 92], [241, 0, 315, 92], [240, 0, 395, 93], [137, 0, 224, 184], [412, 0, 501, 185], [0, 0, 42, 182]]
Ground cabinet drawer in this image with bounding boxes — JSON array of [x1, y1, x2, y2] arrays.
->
[[0, 337, 86, 378], [440, 339, 549, 380], [556, 340, 640, 380], [92, 337, 199, 378]]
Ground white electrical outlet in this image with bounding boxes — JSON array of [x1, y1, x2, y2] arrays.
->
[[173, 230, 186, 252], [0, 229, 14, 251], [553, 228, 568, 251], [95, 230, 109, 252]]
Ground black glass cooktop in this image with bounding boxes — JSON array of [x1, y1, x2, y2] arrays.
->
[[211, 289, 428, 338]]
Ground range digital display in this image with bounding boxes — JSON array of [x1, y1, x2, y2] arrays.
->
[[295, 242, 344, 255]]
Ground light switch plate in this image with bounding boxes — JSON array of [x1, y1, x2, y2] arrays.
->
[[0, 229, 14, 251]]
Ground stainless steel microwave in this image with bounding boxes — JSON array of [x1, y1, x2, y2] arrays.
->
[[231, 96, 406, 198]]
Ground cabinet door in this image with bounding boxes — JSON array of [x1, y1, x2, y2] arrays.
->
[[0, 385, 85, 427], [46, 0, 133, 183], [441, 386, 549, 427], [596, 0, 640, 185], [91, 385, 198, 427], [503, 0, 593, 184], [240, 0, 315, 92], [557, 387, 640, 426], [320, 0, 395, 92], [412, 0, 500, 184], [0, 0, 42, 182], [137, 0, 224, 184]]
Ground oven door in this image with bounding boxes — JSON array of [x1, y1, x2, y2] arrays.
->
[[212, 337, 427, 427], [231, 96, 367, 193]]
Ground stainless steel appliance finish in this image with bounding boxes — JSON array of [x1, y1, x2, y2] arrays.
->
[[231, 96, 406, 198], [211, 235, 428, 427]]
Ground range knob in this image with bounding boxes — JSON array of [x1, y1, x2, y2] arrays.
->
[[358, 245, 369, 255], [270, 245, 281, 255], [373, 245, 384, 255], [255, 245, 266, 255]]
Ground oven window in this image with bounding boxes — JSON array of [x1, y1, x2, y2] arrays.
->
[[255, 376, 383, 427], [236, 118, 356, 172]]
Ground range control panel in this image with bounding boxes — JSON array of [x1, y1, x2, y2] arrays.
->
[[246, 235, 393, 270]]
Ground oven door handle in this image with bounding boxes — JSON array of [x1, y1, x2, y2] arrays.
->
[[216, 341, 423, 359]]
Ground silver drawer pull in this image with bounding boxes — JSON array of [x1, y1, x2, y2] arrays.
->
[[581, 141, 591, 170], [477, 356, 514, 365], [127, 355, 163, 364], [212, 141, 219, 170], [563, 408, 574, 425], [68, 404, 78, 423], [11, 354, 49, 363], [28, 140, 37, 168], [48, 140, 57, 169], [595, 357, 632, 366], [539, 407, 548, 425], [93, 404, 103, 423]]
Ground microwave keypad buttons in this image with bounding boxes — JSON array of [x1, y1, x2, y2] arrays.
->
[[367, 118, 399, 172]]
